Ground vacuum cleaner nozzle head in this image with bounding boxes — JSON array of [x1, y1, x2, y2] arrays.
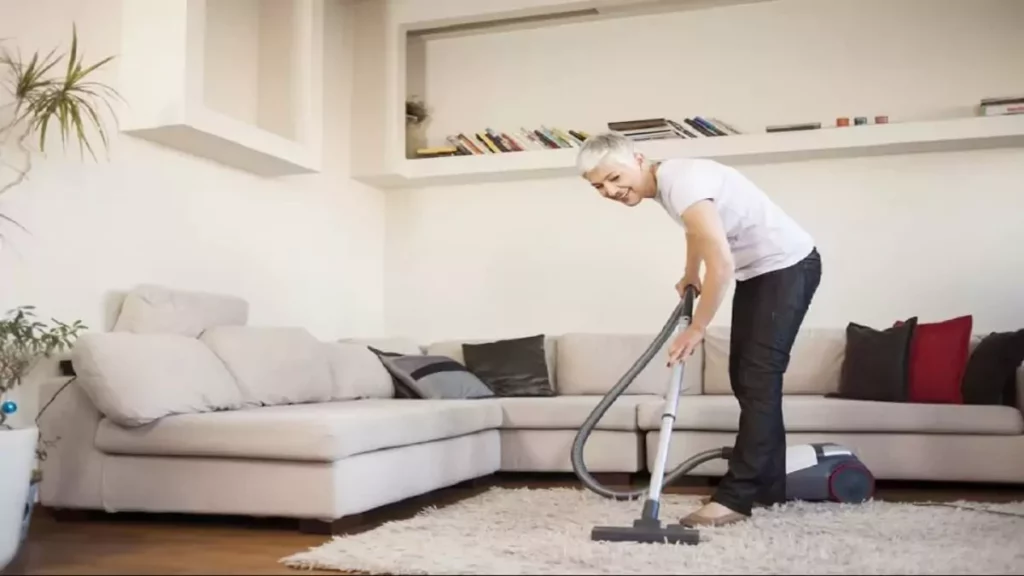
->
[[591, 522, 700, 545]]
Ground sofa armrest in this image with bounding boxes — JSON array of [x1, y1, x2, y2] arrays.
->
[[37, 376, 106, 510], [1017, 362, 1024, 415]]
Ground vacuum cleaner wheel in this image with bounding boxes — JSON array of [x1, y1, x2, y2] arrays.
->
[[828, 462, 875, 504]]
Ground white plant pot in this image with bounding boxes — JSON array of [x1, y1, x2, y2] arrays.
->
[[0, 427, 37, 571]]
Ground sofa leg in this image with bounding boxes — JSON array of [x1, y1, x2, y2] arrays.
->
[[298, 514, 366, 536], [459, 475, 495, 490], [45, 507, 93, 522]]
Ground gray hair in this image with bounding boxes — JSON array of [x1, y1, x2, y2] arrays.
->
[[575, 132, 636, 175]]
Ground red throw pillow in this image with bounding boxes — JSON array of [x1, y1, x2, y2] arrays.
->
[[894, 315, 973, 404]]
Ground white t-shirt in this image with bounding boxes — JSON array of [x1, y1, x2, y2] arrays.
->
[[654, 158, 814, 281]]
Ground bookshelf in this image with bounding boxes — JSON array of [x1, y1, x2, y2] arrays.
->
[[348, 0, 1024, 189], [355, 114, 1024, 189], [349, 0, 783, 188]]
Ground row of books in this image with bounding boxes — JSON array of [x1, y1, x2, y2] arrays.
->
[[609, 117, 742, 141], [414, 126, 591, 158], [411, 116, 742, 158]]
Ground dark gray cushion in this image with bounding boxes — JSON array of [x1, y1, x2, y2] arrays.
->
[[378, 353, 495, 399], [461, 334, 555, 397]]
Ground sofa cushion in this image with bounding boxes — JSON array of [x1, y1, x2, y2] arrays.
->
[[72, 332, 244, 427], [323, 342, 395, 400], [200, 326, 333, 407], [497, 394, 659, 431], [378, 353, 495, 399], [962, 329, 1024, 407], [703, 327, 845, 395], [897, 315, 973, 404], [461, 335, 555, 396], [554, 333, 703, 396], [94, 399, 502, 462], [112, 284, 248, 337], [425, 336, 558, 387], [833, 319, 917, 403], [636, 395, 1024, 435]]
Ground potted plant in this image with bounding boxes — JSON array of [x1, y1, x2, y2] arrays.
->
[[0, 24, 117, 571], [0, 307, 84, 570], [405, 98, 429, 158]]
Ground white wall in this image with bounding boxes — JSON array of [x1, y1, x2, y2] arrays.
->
[[386, 0, 1024, 342], [203, 0, 261, 129], [0, 0, 387, 417]]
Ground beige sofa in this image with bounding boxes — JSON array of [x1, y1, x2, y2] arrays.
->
[[37, 286, 1024, 531]]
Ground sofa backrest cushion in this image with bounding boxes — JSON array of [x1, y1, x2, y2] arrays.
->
[[704, 327, 1000, 397], [340, 337, 423, 356], [323, 342, 395, 399], [72, 332, 244, 427], [554, 333, 703, 396], [703, 326, 847, 395], [112, 284, 248, 337], [200, 326, 333, 407]]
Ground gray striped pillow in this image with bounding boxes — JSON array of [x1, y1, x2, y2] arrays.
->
[[378, 353, 495, 399]]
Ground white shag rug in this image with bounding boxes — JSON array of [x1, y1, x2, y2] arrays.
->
[[281, 487, 1024, 575]]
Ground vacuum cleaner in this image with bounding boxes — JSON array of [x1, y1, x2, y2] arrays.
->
[[570, 285, 875, 545]]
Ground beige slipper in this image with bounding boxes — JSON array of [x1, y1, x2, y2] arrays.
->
[[697, 495, 771, 509], [680, 509, 749, 527]]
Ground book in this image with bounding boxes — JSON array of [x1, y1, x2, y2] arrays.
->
[[979, 96, 1024, 116], [608, 117, 740, 140]]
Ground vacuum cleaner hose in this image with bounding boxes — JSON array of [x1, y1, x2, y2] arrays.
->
[[570, 285, 731, 501]]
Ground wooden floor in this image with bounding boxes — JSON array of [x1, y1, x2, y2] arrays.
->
[[7, 473, 1024, 575]]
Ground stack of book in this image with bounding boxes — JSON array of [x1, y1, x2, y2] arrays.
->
[[607, 117, 741, 140], [414, 126, 591, 158], [979, 95, 1024, 116]]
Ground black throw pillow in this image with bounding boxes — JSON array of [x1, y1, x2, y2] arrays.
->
[[461, 334, 555, 397], [961, 329, 1024, 406], [829, 318, 917, 402]]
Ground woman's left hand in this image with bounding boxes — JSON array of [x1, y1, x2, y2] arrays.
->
[[667, 325, 705, 366]]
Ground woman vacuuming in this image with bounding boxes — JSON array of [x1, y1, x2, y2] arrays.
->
[[575, 132, 822, 527]]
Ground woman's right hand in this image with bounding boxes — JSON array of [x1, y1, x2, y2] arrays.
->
[[676, 275, 701, 299]]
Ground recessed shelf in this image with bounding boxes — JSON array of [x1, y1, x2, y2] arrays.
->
[[355, 115, 1024, 189], [397, 0, 774, 36], [117, 0, 323, 177]]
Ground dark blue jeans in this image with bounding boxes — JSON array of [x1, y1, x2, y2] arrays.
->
[[711, 247, 822, 516]]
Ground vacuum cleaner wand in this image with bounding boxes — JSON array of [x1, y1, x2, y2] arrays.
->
[[572, 287, 877, 545], [572, 286, 722, 545]]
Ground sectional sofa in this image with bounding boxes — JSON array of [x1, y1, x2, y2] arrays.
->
[[37, 285, 1024, 531]]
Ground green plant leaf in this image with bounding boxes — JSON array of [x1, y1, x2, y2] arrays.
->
[[1, 22, 121, 159]]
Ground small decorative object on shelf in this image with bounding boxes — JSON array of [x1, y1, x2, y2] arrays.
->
[[837, 117, 850, 127], [405, 98, 431, 159], [978, 95, 1024, 117], [875, 115, 889, 124], [854, 116, 868, 126], [406, 99, 429, 126]]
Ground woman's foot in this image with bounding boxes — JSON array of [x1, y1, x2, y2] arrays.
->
[[697, 495, 773, 508], [680, 501, 749, 527]]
